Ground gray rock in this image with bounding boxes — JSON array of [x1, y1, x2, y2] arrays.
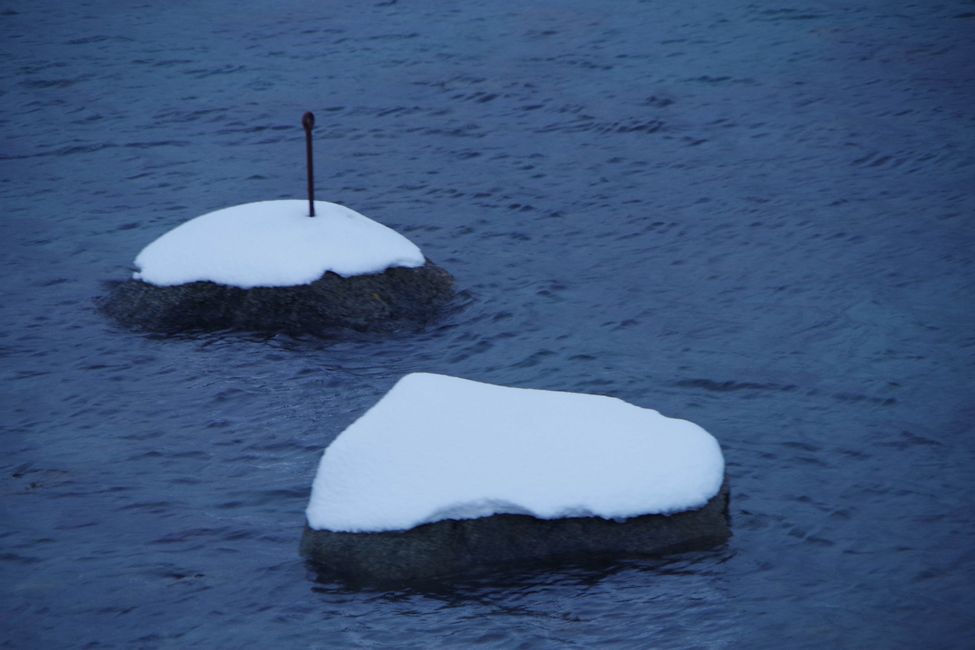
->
[[100, 259, 454, 335], [300, 478, 730, 584]]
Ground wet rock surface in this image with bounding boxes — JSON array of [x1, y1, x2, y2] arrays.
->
[[301, 478, 730, 585], [99, 260, 454, 335]]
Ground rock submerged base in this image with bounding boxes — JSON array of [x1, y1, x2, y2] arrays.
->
[[301, 479, 730, 584], [100, 260, 454, 335]]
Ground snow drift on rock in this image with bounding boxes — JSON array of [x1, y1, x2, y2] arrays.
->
[[306, 373, 726, 532], [133, 200, 424, 288]]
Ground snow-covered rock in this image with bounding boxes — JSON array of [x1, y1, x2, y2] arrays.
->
[[101, 201, 453, 334], [301, 374, 730, 582]]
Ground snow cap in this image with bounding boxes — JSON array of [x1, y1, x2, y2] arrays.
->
[[134, 200, 424, 288], [307, 373, 726, 532]]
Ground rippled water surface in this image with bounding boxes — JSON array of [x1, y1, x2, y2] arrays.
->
[[2, 1, 973, 648]]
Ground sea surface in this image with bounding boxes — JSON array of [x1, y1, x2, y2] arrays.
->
[[2, 1, 973, 648]]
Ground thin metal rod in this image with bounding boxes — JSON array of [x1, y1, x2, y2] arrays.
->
[[302, 111, 316, 217]]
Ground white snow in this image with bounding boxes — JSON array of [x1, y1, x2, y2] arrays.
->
[[133, 200, 425, 288], [306, 373, 725, 533]]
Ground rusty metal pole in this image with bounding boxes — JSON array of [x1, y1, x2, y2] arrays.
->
[[302, 111, 316, 217]]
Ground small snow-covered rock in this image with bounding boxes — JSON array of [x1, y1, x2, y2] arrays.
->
[[101, 200, 453, 334]]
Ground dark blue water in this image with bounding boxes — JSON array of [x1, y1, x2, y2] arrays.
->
[[2, 1, 973, 647]]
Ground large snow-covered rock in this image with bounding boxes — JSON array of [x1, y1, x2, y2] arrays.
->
[[101, 200, 454, 334], [301, 373, 730, 582]]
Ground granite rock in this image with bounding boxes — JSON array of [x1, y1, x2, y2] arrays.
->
[[100, 259, 454, 335], [301, 478, 730, 584]]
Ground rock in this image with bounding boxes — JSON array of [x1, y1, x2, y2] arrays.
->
[[300, 478, 730, 584], [99, 259, 454, 335]]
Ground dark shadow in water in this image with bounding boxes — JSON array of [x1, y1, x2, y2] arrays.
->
[[305, 544, 735, 600]]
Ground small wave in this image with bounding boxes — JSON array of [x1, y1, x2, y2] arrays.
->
[[675, 378, 797, 393]]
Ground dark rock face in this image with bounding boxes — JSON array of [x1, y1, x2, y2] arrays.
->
[[301, 478, 730, 585], [100, 260, 454, 335]]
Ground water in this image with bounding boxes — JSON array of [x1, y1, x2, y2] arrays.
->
[[2, 1, 973, 647]]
